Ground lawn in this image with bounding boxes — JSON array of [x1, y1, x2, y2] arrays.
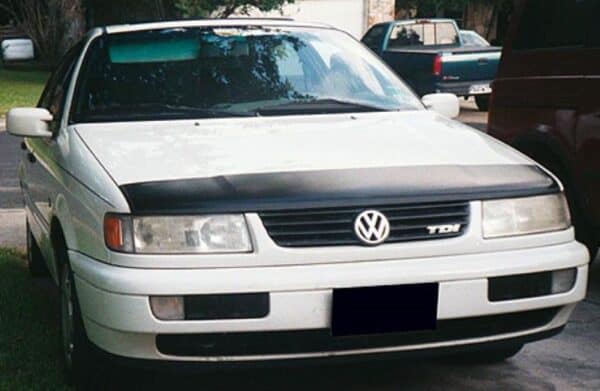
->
[[0, 67, 49, 116], [0, 248, 69, 390]]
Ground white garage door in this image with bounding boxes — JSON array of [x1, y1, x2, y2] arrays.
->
[[247, 0, 366, 38]]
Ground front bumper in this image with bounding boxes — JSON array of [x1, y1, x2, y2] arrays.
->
[[70, 239, 588, 362]]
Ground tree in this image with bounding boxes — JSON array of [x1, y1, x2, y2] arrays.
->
[[396, 0, 468, 18], [395, 0, 514, 41], [174, 0, 294, 18], [0, 0, 85, 68], [396, 0, 512, 19]]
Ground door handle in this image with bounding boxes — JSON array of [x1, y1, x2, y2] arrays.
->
[[27, 152, 36, 163]]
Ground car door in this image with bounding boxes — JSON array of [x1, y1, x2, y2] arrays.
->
[[576, 0, 600, 228], [24, 45, 81, 240]]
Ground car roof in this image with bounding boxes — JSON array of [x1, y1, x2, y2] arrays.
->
[[94, 18, 334, 35], [393, 18, 456, 24]]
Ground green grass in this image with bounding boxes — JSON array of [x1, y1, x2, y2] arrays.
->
[[0, 248, 69, 390], [0, 67, 49, 116]]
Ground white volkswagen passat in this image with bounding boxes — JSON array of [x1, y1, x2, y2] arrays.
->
[[6, 19, 589, 387]]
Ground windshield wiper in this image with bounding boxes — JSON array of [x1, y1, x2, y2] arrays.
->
[[84, 104, 259, 121], [255, 98, 393, 116], [161, 104, 259, 118]]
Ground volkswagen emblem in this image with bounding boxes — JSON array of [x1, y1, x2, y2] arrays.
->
[[354, 210, 390, 245]]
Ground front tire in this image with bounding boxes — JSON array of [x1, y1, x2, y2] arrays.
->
[[59, 258, 109, 388], [475, 95, 490, 112]]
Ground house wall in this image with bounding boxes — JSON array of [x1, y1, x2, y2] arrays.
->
[[86, 0, 396, 39], [366, 0, 395, 28], [247, 0, 395, 38]]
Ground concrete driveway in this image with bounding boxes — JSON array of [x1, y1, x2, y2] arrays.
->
[[458, 98, 488, 131], [0, 121, 25, 248]]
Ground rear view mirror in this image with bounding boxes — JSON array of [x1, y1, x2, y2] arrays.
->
[[422, 93, 460, 119], [6, 108, 53, 138]]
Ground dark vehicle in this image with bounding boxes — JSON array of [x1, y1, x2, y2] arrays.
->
[[488, 0, 599, 260], [362, 19, 501, 111]]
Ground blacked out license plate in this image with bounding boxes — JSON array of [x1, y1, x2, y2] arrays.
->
[[331, 283, 439, 337]]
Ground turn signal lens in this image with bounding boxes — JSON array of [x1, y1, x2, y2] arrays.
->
[[104, 214, 133, 252]]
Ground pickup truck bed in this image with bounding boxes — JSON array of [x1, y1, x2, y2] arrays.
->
[[382, 46, 500, 95]]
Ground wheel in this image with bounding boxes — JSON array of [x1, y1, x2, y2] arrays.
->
[[475, 95, 490, 112], [26, 221, 48, 277], [59, 256, 110, 388], [454, 344, 523, 363]]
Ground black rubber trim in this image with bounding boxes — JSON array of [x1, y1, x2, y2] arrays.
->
[[156, 307, 560, 357], [488, 269, 577, 302], [183, 293, 269, 320], [489, 271, 553, 302], [119, 165, 558, 215], [89, 326, 565, 372]]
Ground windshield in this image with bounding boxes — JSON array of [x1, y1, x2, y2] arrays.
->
[[72, 26, 423, 122], [460, 31, 490, 47]]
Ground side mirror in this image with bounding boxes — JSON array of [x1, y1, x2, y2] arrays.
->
[[6, 108, 53, 138], [422, 93, 460, 119]]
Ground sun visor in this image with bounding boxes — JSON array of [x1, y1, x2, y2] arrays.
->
[[108, 38, 199, 63]]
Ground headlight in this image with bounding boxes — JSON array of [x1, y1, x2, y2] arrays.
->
[[104, 214, 252, 254], [482, 193, 570, 238]]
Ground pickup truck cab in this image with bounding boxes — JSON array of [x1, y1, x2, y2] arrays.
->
[[5, 19, 588, 387], [362, 19, 501, 111]]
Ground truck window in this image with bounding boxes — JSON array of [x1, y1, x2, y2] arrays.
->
[[387, 22, 457, 49], [513, 0, 584, 50], [437, 23, 460, 45], [362, 24, 387, 51]]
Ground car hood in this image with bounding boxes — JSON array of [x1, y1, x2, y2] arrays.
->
[[74, 110, 533, 186]]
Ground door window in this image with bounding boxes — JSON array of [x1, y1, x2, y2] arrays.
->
[[38, 43, 82, 128], [513, 0, 585, 50], [361, 24, 387, 51], [584, 0, 600, 48]]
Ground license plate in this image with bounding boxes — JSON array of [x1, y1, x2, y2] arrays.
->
[[469, 84, 492, 95], [331, 283, 438, 337]]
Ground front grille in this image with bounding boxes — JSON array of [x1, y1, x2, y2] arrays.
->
[[259, 201, 470, 247]]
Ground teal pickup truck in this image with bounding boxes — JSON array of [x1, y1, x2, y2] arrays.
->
[[362, 19, 501, 111]]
